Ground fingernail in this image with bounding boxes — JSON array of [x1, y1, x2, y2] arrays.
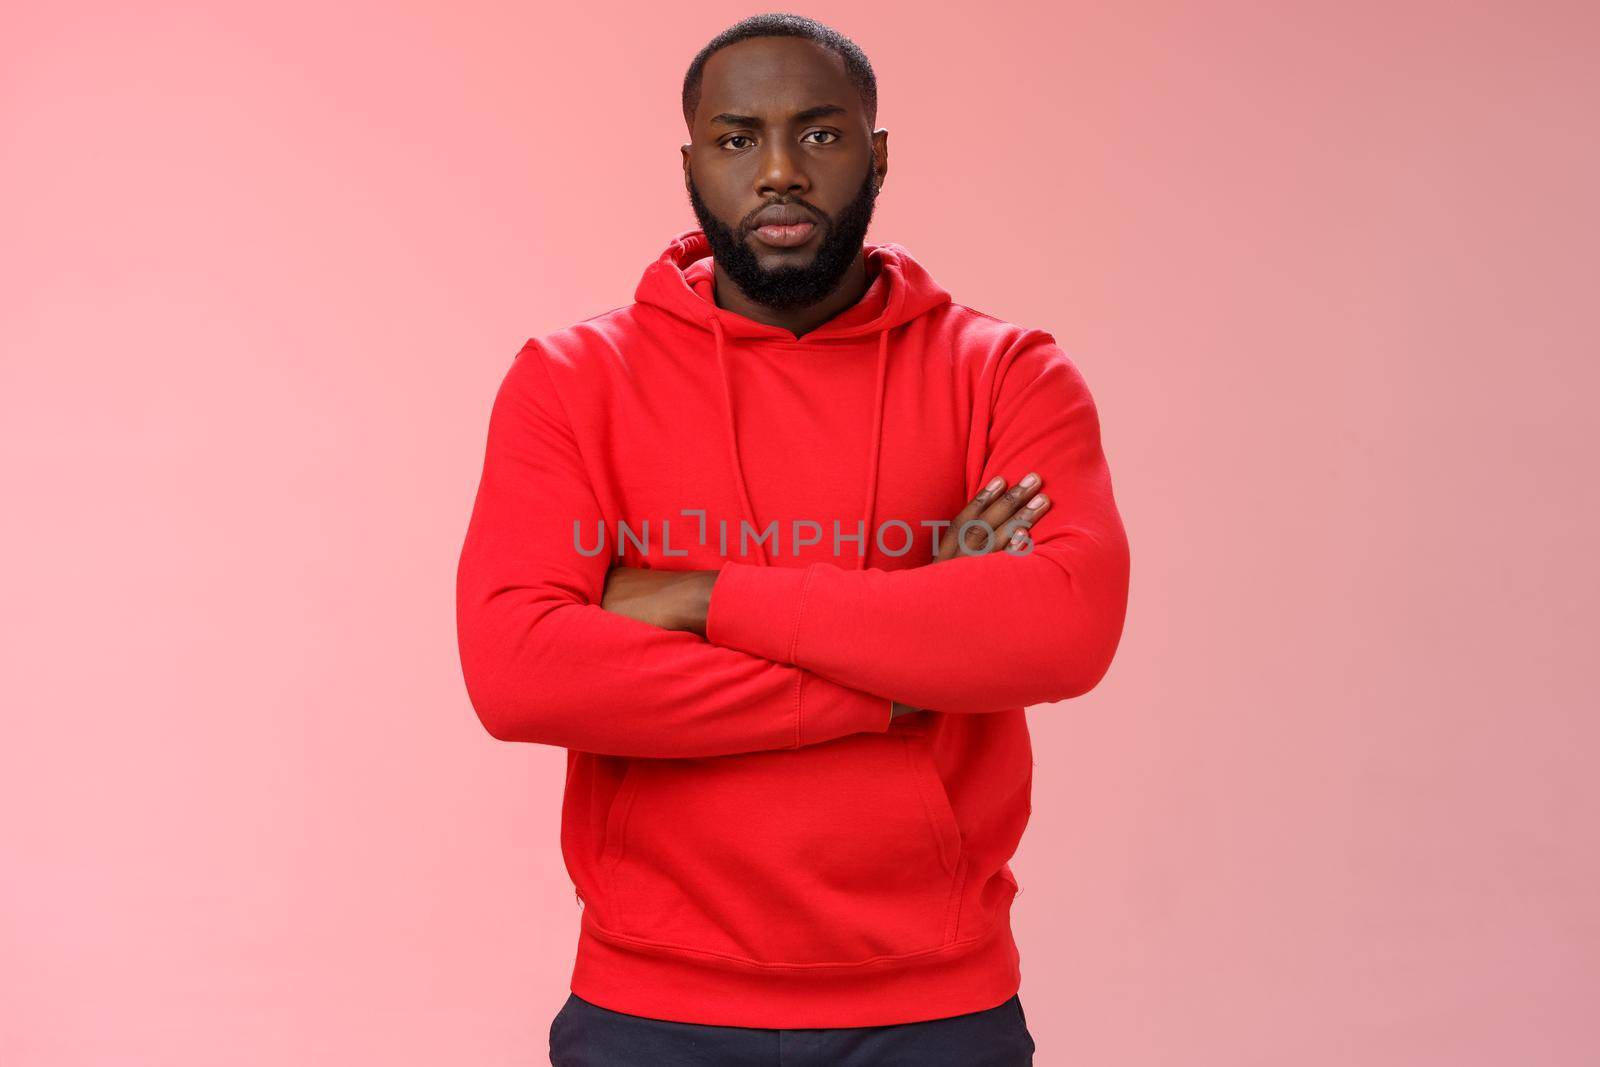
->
[[1021, 472, 1039, 489], [1027, 494, 1047, 509], [985, 476, 1005, 494]]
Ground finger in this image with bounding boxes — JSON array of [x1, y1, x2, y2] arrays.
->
[[995, 493, 1050, 549], [957, 472, 1044, 557], [953, 476, 1007, 528], [936, 476, 1008, 561]]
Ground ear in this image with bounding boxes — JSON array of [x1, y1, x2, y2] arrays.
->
[[872, 128, 889, 191], [681, 143, 692, 190]]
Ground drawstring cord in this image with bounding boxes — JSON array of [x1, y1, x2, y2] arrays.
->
[[859, 329, 889, 572]]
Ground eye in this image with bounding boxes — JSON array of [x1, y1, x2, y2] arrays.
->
[[804, 130, 840, 144], [722, 135, 754, 150]]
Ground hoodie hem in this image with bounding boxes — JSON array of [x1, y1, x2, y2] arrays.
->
[[569, 908, 1023, 1029]]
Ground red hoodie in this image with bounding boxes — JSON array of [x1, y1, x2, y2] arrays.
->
[[455, 227, 1131, 1029]]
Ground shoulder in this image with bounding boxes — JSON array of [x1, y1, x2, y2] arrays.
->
[[520, 303, 644, 374], [929, 301, 1089, 399], [496, 303, 667, 403]]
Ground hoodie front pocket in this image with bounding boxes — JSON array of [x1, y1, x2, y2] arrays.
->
[[598, 762, 641, 873], [597, 731, 966, 968]]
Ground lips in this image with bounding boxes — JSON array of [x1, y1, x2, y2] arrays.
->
[[749, 204, 820, 249], [751, 203, 815, 227], [752, 221, 817, 248]]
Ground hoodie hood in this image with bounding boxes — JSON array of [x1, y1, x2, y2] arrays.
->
[[635, 227, 953, 341], [634, 227, 953, 570]]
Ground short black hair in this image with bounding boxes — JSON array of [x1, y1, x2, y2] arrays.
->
[[682, 13, 878, 132]]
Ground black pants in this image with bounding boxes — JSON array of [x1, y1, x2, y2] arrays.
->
[[548, 991, 1036, 1066]]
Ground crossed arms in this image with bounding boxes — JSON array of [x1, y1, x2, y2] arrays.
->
[[454, 333, 1130, 759]]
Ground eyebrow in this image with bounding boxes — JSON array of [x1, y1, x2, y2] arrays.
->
[[708, 104, 849, 128]]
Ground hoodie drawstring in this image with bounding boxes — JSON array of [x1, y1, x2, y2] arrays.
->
[[859, 329, 889, 573], [710, 315, 890, 572]]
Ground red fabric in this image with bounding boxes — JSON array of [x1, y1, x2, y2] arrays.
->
[[455, 227, 1131, 1027]]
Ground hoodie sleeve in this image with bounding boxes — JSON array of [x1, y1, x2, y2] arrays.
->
[[455, 340, 894, 759], [703, 331, 1131, 715]]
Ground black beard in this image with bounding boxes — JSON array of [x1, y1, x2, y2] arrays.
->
[[686, 161, 879, 312]]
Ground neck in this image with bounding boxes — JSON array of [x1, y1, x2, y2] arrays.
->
[[711, 251, 869, 339]]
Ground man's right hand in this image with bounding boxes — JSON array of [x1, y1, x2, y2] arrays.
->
[[892, 473, 1053, 721]]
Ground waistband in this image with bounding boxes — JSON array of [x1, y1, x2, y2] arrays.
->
[[568, 906, 1022, 1029]]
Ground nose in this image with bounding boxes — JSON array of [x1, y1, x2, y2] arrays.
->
[[755, 136, 810, 199]]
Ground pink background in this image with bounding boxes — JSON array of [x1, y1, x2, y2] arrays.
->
[[4, 2, 1597, 1064]]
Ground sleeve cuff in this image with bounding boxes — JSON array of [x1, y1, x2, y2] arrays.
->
[[796, 672, 894, 746], [705, 560, 814, 665]]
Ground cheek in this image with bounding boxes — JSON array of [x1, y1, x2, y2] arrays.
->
[[813, 160, 874, 209], [693, 178, 747, 224]]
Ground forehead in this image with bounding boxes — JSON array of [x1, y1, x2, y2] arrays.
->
[[698, 37, 857, 120]]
